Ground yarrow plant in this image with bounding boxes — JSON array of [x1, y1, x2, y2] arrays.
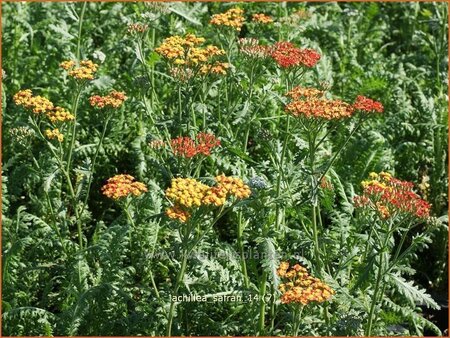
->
[[101, 174, 148, 200], [210, 7, 245, 31], [354, 172, 431, 219]]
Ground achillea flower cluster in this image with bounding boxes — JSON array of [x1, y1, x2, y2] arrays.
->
[[127, 23, 149, 34], [353, 95, 384, 113], [286, 86, 324, 100], [354, 172, 431, 220], [200, 62, 230, 75], [165, 178, 210, 208], [156, 34, 225, 72], [210, 8, 245, 31], [285, 96, 354, 120], [166, 205, 191, 223], [101, 174, 148, 200], [89, 91, 127, 109], [271, 42, 320, 68], [238, 38, 271, 59], [277, 262, 335, 305], [45, 128, 64, 142], [10, 126, 35, 144], [165, 175, 251, 222], [46, 106, 75, 123], [252, 13, 273, 24], [60, 60, 98, 80], [14, 89, 74, 123], [13, 89, 54, 114], [170, 132, 221, 158]]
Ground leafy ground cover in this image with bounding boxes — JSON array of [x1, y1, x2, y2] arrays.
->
[[2, 2, 448, 336]]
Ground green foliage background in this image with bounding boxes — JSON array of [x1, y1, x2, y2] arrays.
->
[[2, 2, 448, 336]]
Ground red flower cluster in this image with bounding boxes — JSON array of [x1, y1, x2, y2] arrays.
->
[[170, 132, 220, 158], [271, 42, 320, 68], [354, 95, 384, 113], [354, 172, 431, 220]]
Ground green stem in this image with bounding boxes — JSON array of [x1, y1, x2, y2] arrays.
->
[[167, 247, 188, 336], [76, 2, 87, 61], [237, 212, 249, 288], [65, 86, 83, 173], [79, 113, 112, 219], [258, 271, 267, 335]]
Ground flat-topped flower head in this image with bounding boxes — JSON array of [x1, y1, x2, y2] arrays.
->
[[238, 38, 271, 59], [271, 42, 320, 68], [354, 172, 431, 220], [252, 13, 273, 24], [156, 34, 225, 75], [286, 86, 324, 100], [61, 60, 98, 80], [46, 106, 75, 123], [165, 178, 210, 208], [101, 174, 147, 200], [90, 90, 127, 109], [285, 97, 354, 120], [210, 8, 245, 31], [45, 128, 64, 142], [353, 95, 384, 113], [127, 23, 149, 35], [170, 133, 221, 158], [14, 89, 54, 114], [278, 262, 335, 305], [165, 175, 251, 222], [214, 175, 252, 199]]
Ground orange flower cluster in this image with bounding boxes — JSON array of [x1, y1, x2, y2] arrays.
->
[[238, 38, 271, 59], [286, 97, 354, 120], [165, 175, 251, 222], [170, 132, 221, 158], [166, 205, 191, 223], [210, 8, 245, 31], [101, 174, 148, 200], [354, 95, 384, 113], [13, 89, 74, 123], [45, 128, 64, 142], [89, 91, 127, 109], [285, 86, 356, 120], [354, 172, 431, 220], [271, 42, 320, 68], [252, 13, 273, 24], [60, 60, 98, 80], [156, 34, 225, 73], [277, 262, 335, 305], [286, 86, 324, 100]]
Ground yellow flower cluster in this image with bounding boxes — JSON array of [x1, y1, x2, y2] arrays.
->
[[210, 8, 245, 31], [13, 89, 54, 114], [156, 34, 225, 70], [252, 13, 273, 24], [45, 128, 64, 142], [14, 90, 74, 123], [165, 178, 210, 208], [215, 175, 252, 199], [165, 175, 251, 222], [277, 262, 335, 305], [46, 106, 75, 123], [60, 60, 99, 80], [200, 62, 230, 75], [101, 174, 148, 200]]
